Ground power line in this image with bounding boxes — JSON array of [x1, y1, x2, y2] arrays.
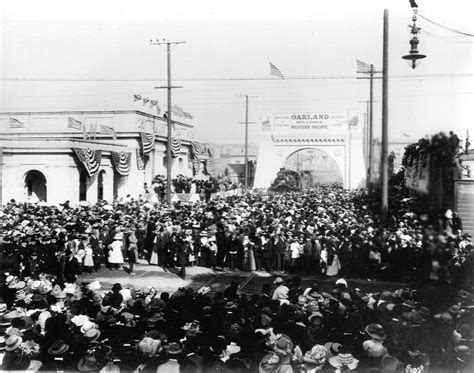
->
[[1, 73, 473, 82], [417, 13, 474, 37]]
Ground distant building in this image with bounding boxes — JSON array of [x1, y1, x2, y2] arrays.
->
[[0, 110, 195, 205], [211, 143, 257, 182]]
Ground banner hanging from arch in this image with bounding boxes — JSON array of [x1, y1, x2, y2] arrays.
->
[[72, 148, 102, 177]]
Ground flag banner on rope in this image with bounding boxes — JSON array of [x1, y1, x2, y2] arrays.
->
[[68, 117, 82, 130], [142, 97, 150, 105], [356, 59, 371, 73], [170, 138, 182, 158], [192, 158, 200, 175], [110, 151, 131, 176], [136, 148, 145, 170], [191, 141, 203, 158], [205, 159, 216, 176], [150, 100, 158, 108], [72, 148, 102, 177], [99, 125, 117, 140], [172, 105, 194, 119], [269, 62, 284, 79], [133, 94, 142, 102], [9, 117, 25, 128], [139, 131, 155, 154]]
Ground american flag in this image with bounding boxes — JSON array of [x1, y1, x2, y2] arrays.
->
[[356, 59, 372, 74], [9, 117, 25, 128], [99, 125, 117, 140], [72, 148, 102, 177], [110, 151, 131, 176], [269, 62, 284, 79], [139, 132, 155, 154]]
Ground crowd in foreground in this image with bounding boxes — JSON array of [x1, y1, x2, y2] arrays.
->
[[0, 273, 473, 372]]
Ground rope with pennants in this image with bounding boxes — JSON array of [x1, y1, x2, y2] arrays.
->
[[110, 151, 131, 176], [139, 132, 155, 154], [170, 139, 181, 158], [72, 148, 102, 177]]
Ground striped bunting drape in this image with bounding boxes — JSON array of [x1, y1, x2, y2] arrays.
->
[[72, 148, 102, 177], [205, 159, 216, 177], [110, 151, 131, 176], [191, 141, 204, 159], [170, 138, 181, 158], [139, 132, 155, 154]]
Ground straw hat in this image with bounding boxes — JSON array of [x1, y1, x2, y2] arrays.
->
[[329, 353, 359, 370], [84, 328, 101, 342], [164, 342, 183, 355], [5, 335, 22, 351], [364, 323, 387, 341]]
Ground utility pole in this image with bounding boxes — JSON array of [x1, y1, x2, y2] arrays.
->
[[381, 9, 389, 223], [238, 95, 256, 189], [357, 66, 381, 191], [151, 39, 185, 204]]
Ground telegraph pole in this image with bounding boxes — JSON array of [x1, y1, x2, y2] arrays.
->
[[151, 39, 185, 204], [238, 95, 256, 189], [381, 9, 389, 223]]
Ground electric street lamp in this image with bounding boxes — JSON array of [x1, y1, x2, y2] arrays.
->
[[402, 9, 426, 69]]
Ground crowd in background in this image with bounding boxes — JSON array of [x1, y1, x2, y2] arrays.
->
[[0, 185, 472, 286]]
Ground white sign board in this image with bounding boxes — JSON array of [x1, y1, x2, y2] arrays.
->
[[273, 112, 347, 133]]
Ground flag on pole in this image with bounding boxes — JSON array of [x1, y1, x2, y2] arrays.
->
[[172, 105, 193, 119], [269, 62, 284, 79], [348, 116, 359, 126], [356, 59, 372, 73], [99, 125, 117, 140], [9, 117, 25, 128], [68, 117, 82, 130], [133, 94, 142, 102]]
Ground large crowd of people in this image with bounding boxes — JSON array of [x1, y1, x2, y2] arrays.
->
[[0, 184, 473, 371]]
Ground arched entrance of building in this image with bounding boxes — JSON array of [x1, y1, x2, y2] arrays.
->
[[283, 148, 343, 187], [79, 171, 88, 201], [24, 170, 47, 202], [97, 170, 106, 201]]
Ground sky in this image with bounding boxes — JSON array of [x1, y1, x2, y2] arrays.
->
[[1, 0, 473, 145]]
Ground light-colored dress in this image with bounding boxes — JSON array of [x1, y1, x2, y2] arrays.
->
[[84, 246, 94, 267], [108, 240, 124, 264]]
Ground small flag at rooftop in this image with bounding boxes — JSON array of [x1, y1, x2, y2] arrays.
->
[[9, 117, 25, 128], [356, 59, 372, 73], [68, 117, 82, 131], [269, 62, 284, 79], [133, 94, 142, 102], [99, 125, 117, 140]]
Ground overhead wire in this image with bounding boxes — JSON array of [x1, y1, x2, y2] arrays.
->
[[417, 13, 474, 38]]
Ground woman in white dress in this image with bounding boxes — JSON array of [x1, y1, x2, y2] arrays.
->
[[83, 244, 94, 273], [108, 232, 124, 269], [321, 246, 341, 277]]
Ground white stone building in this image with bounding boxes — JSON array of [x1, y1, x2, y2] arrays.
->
[[0, 110, 196, 205]]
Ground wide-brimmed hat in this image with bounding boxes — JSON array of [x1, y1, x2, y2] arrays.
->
[[78, 354, 99, 372], [364, 323, 387, 340], [48, 339, 69, 355], [138, 337, 162, 357], [112, 283, 122, 292], [308, 312, 324, 323], [5, 334, 22, 351], [113, 233, 123, 240], [51, 285, 67, 299], [303, 344, 328, 364], [403, 310, 425, 324], [273, 277, 284, 284], [381, 355, 403, 372], [329, 353, 359, 370], [84, 328, 101, 342], [4, 310, 22, 320], [324, 342, 343, 358], [164, 342, 183, 355], [80, 321, 98, 334], [71, 314, 90, 327]]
